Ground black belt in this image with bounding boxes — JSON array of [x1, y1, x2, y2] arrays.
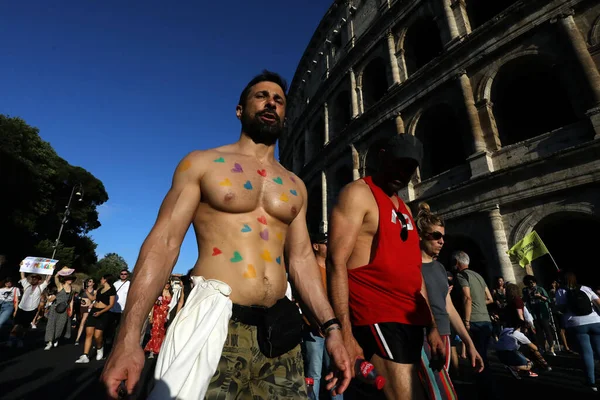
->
[[231, 298, 288, 326], [231, 304, 267, 326]]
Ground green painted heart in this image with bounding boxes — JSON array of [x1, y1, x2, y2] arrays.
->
[[230, 251, 243, 263]]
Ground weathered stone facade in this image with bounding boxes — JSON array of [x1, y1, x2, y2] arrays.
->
[[279, 0, 600, 288]]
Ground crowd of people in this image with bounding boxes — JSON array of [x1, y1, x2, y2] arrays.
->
[[2, 70, 599, 400]]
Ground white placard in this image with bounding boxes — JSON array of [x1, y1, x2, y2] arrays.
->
[[19, 256, 59, 275]]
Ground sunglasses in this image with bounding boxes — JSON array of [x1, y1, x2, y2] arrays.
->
[[120, 273, 128, 276], [395, 211, 409, 242], [424, 231, 445, 240]]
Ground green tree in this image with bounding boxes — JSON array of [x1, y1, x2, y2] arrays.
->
[[0, 115, 108, 276], [94, 253, 128, 280]]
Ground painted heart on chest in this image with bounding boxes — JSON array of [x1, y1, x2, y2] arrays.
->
[[231, 163, 243, 173], [241, 224, 252, 233], [259, 229, 269, 241], [230, 251, 243, 263]]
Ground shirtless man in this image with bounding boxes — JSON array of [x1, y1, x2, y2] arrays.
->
[[101, 70, 351, 399], [328, 135, 445, 400]]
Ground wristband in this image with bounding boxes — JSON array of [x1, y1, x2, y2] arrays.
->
[[321, 318, 342, 333], [325, 325, 342, 336]]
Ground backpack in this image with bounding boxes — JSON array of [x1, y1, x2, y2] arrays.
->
[[567, 286, 593, 316]]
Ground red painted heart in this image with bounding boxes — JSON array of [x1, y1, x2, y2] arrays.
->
[[257, 169, 267, 177], [212, 247, 222, 256], [257, 216, 267, 225]]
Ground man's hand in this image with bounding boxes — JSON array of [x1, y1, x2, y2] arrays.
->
[[427, 328, 446, 371], [466, 343, 485, 373], [342, 333, 365, 376], [101, 339, 145, 399], [324, 330, 352, 396]]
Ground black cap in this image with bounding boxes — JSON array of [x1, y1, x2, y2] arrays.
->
[[384, 134, 423, 167]]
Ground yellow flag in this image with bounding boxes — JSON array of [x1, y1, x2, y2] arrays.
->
[[507, 231, 549, 268]]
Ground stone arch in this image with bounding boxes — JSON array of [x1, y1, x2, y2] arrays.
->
[[523, 210, 600, 288], [438, 234, 489, 281], [413, 103, 468, 180], [330, 90, 352, 138], [476, 50, 548, 102], [466, 0, 519, 30], [359, 57, 389, 110], [590, 14, 600, 46], [403, 16, 444, 77], [510, 204, 596, 246], [479, 53, 577, 147]]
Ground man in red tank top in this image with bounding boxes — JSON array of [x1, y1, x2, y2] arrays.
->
[[328, 134, 445, 400]]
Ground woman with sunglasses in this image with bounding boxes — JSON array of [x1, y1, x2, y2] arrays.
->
[[75, 278, 96, 345], [417, 202, 484, 398]]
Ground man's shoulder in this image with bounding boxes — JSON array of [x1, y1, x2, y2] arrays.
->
[[342, 178, 371, 197]]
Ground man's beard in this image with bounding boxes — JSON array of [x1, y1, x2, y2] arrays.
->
[[241, 110, 284, 146]]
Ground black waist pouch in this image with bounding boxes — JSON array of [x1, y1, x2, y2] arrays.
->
[[256, 297, 303, 358]]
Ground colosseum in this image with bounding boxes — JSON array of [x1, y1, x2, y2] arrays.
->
[[279, 0, 600, 288]]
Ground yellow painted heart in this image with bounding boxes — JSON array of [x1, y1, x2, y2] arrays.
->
[[276, 232, 283, 241], [243, 264, 257, 279], [219, 178, 232, 186], [260, 249, 273, 262], [280, 193, 289, 202]]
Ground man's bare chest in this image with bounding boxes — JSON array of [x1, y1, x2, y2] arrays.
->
[[200, 156, 303, 224]]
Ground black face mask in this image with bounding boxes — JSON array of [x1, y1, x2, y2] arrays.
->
[[241, 109, 284, 146]]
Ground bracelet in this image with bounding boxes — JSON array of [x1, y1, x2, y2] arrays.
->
[[321, 318, 342, 333], [325, 325, 342, 336]]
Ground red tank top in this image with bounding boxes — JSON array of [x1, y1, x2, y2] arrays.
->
[[348, 176, 431, 326]]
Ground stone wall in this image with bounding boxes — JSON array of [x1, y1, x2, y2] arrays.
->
[[281, 0, 600, 285]]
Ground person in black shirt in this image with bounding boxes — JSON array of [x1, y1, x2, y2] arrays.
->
[[75, 274, 116, 364]]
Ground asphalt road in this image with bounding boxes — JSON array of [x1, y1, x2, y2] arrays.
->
[[1, 325, 599, 400]]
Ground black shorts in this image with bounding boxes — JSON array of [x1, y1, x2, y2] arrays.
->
[[14, 309, 37, 326], [353, 322, 425, 364], [86, 310, 111, 330]]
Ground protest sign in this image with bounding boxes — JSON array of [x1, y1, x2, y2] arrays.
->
[[19, 256, 59, 275]]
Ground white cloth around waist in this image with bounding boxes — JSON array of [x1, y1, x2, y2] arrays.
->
[[148, 276, 232, 400]]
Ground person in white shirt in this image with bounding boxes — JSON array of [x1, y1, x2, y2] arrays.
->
[[495, 321, 539, 379], [9, 272, 51, 347], [106, 269, 130, 347], [555, 271, 600, 392], [0, 277, 21, 333]]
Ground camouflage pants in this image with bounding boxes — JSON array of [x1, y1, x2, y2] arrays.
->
[[205, 320, 307, 400]]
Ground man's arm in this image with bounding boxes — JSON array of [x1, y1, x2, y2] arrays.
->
[[117, 153, 203, 345], [461, 287, 473, 327], [327, 183, 369, 342], [446, 292, 484, 372], [286, 181, 334, 325], [420, 277, 437, 331], [484, 287, 494, 305], [420, 276, 446, 370], [286, 178, 351, 394], [102, 152, 204, 397], [457, 273, 472, 327]]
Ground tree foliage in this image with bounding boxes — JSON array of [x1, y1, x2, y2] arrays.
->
[[94, 253, 128, 280], [0, 115, 108, 275]]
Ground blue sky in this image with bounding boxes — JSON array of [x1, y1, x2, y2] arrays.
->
[[0, 0, 331, 273]]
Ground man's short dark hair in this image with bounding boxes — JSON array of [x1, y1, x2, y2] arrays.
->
[[238, 70, 288, 108], [120, 269, 129, 274], [523, 275, 537, 286]]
